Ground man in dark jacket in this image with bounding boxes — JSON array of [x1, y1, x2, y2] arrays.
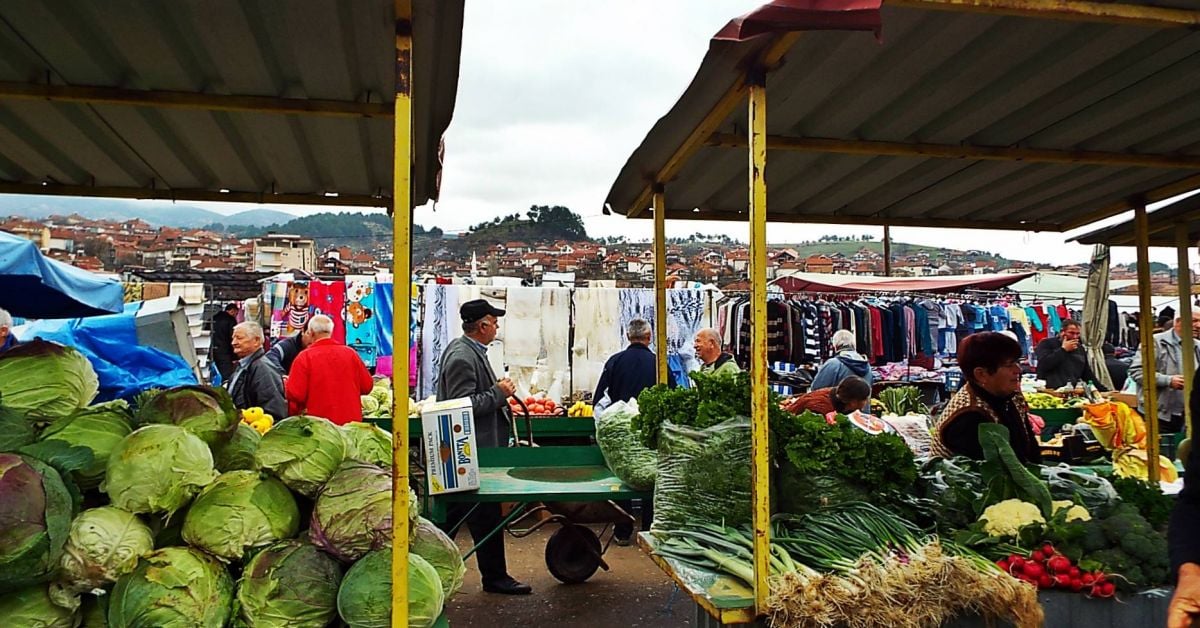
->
[[225, 321, 287, 421], [1167, 386, 1200, 627], [1034, 320, 1105, 390], [593, 318, 658, 544], [265, 322, 311, 375], [435, 299, 529, 595], [210, 303, 239, 381], [1102, 343, 1129, 390]]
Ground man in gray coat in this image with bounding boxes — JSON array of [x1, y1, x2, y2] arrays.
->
[[1130, 316, 1200, 434], [435, 299, 530, 595]]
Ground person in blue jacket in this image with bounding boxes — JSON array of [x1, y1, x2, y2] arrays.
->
[[810, 330, 873, 390]]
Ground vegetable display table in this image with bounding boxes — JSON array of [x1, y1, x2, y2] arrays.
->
[[1035, 408, 1084, 431], [637, 533, 760, 627], [365, 417, 596, 442]]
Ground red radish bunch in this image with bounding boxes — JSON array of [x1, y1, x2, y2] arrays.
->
[[994, 543, 1115, 598]]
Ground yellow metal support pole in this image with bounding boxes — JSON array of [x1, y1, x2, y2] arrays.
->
[[391, 2, 413, 626], [1135, 206, 1160, 484], [1178, 225, 1195, 444], [653, 188, 669, 384], [747, 71, 771, 614]]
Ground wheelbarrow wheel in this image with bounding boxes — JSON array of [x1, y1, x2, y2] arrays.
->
[[545, 524, 602, 584]]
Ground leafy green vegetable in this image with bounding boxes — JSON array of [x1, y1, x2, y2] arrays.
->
[[103, 425, 217, 516], [107, 547, 233, 627], [876, 386, 928, 416], [915, 457, 985, 533], [235, 539, 343, 628], [635, 370, 792, 450], [781, 411, 916, 499], [1045, 502, 1170, 591], [336, 549, 443, 628], [1110, 476, 1172, 531], [977, 423, 1053, 518], [595, 400, 656, 491], [341, 422, 393, 468], [0, 453, 75, 592], [39, 401, 134, 489], [410, 517, 466, 598], [0, 340, 99, 424], [254, 416, 346, 497], [182, 470, 300, 561], [309, 462, 393, 562], [653, 417, 751, 530], [1039, 464, 1117, 514], [0, 584, 79, 627], [60, 506, 154, 592], [210, 423, 261, 473], [0, 400, 36, 452], [135, 385, 239, 445]]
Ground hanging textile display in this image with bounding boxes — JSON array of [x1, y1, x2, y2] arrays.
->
[[418, 284, 495, 399], [572, 289, 624, 397], [343, 276, 377, 366], [309, 279, 346, 343], [668, 289, 713, 374], [265, 281, 301, 339]]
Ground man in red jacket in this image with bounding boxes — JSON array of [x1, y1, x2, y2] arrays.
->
[[286, 314, 373, 424]]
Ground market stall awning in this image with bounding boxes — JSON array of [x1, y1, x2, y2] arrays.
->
[[0, 0, 463, 209], [1007, 271, 1137, 298], [1069, 191, 1200, 247], [770, 271, 1033, 293], [604, 0, 1200, 231], [0, 230, 125, 318]]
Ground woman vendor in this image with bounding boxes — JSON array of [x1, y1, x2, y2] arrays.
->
[[785, 377, 871, 416], [932, 332, 1041, 463]]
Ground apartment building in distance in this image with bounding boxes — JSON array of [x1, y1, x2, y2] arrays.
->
[[252, 234, 316, 272]]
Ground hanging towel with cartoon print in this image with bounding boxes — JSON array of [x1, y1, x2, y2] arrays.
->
[[344, 276, 378, 365]]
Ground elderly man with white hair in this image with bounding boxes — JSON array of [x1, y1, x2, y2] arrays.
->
[[285, 314, 373, 425], [810, 329, 873, 390], [694, 328, 739, 376], [225, 321, 287, 421], [0, 307, 16, 353]]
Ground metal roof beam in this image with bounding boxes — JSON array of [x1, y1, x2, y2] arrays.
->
[[707, 133, 1200, 169], [0, 82, 392, 118], [641, 208, 1061, 231], [0, 181, 388, 208], [626, 32, 802, 219], [886, 0, 1200, 28], [1061, 172, 1200, 230]]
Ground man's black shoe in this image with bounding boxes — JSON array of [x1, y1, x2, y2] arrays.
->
[[482, 577, 532, 595]]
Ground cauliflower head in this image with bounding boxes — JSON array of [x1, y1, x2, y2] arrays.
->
[[1052, 500, 1091, 522], [980, 499, 1045, 538]]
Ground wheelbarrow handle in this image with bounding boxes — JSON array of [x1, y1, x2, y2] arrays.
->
[[507, 395, 535, 447]]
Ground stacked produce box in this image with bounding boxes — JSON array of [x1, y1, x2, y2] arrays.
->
[[0, 339, 462, 627]]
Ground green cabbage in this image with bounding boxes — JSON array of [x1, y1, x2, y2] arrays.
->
[[360, 395, 380, 416], [336, 549, 444, 628], [135, 385, 238, 445], [0, 584, 79, 628], [81, 593, 108, 626], [39, 401, 134, 490], [103, 425, 217, 516], [410, 517, 465, 597], [0, 453, 74, 592], [254, 416, 346, 497], [0, 399, 36, 452], [235, 540, 343, 628], [211, 423, 261, 472], [107, 547, 233, 627], [309, 462, 392, 562], [182, 471, 299, 560], [342, 422, 392, 468], [0, 340, 99, 423], [60, 506, 154, 592]]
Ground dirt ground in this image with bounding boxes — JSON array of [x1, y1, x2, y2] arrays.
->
[[445, 526, 693, 627]]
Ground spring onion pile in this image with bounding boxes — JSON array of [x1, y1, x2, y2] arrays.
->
[[654, 503, 1042, 628]]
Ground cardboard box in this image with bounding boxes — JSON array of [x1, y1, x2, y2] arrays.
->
[[421, 398, 480, 495]]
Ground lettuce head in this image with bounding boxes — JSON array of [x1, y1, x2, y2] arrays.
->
[[0, 340, 99, 423]]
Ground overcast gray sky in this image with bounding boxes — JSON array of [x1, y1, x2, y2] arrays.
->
[[195, 1, 1197, 269]]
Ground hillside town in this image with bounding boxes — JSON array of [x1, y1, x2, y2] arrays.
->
[[0, 212, 1180, 292]]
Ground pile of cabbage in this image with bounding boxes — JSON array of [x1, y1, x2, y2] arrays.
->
[[0, 343, 461, 628]]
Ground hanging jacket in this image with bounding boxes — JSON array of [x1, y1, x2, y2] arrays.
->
[[810, 351, 873, 390]]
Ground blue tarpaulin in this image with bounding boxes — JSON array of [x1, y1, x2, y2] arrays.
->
[[15, 302, 197, 401], [0, 231, 125, 319]]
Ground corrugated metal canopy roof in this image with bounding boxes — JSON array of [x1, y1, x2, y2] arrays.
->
[[1070, 191, 1200, 246], [605, 0, 1200, 232], [771, 270, 1034, 293], [0, 0, 462, 209]]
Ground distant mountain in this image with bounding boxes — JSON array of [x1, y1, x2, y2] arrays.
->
[[0, 195, 295, 228]]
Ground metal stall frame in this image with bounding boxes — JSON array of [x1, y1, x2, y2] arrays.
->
[[0, 2, 464, 625], [605, 0, 1200, 619]]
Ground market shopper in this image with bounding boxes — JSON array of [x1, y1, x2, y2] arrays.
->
[[932, 332, 1041, 464], [1033, 319, 1103, 390], [593, 318, 658, 546], [225, 321, 287, 421], [210, 303, 239, 381], [285, 315, 373, 425], [694, 328, 739, 376], [1102, 343, 1129, 390], [265, 321, 312, 375], [0, 307, 16, 353], [436, 299, 530, 595], [785, 377, 871, 416], [810, 329, 872, 390], [1167, 385, 1200, 628], [1129, 316, 1200, 435]]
